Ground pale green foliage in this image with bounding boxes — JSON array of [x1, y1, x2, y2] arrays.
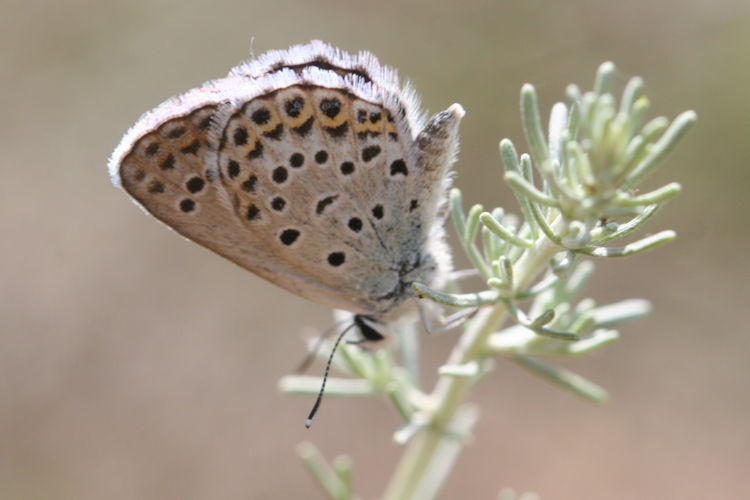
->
[[279, 62, 694, 500]]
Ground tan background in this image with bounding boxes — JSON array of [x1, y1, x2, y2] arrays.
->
[[2, 0, 749, 498]]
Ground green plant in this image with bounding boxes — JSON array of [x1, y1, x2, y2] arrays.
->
[[279, 62, 695, 500]]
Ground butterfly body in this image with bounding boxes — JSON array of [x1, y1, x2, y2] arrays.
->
[[110, 41, 463, 320]]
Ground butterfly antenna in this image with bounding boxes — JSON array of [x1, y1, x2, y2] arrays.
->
[[305, 321, 357, 428], [294, 319, 349, 375]]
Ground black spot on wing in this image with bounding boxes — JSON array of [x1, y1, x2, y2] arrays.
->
[[390, 159, 408, 176], [325, 122, 348, 138], [271, 196, 286, 211], [272, 166, 288, 183], [362, 145, 381, 162], [280, 229, 300, 245], [241, 175, 257, 192], [246, 204, 260, 220], [285, 97, 304, 117], [227, 160, 240, 179], [145, 143, 160, 156], [292, 116, 314, 137], [320, 98, 341, 118], [315, 150, 328, 164], [251, 107, 271, 125], [160, 154, 175, 170], [168, 127, 186, 139], [348, 217, 362, 232], [340, 161, 354, 175], [289, 153, 304, 168], [315, 195, 338, 215], [233, 127, 248, 146], [180, 139, 200, 155], [327, 252, 345, 266], [186, 177, 204, 193], [262, 123, 284, 140], [248, 140, 264, 159], [179, 199, 195, 212]]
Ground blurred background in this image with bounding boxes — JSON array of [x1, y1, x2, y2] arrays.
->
[[2, 0, 748, 498]]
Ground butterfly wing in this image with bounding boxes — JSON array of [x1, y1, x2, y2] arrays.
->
[[110, 42, 462, 318]]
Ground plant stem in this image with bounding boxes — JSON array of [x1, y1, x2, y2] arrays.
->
[[382, 225, 563, 500]]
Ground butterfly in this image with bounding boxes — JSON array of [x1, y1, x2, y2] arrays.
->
[[109, 40, 463, 330]]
